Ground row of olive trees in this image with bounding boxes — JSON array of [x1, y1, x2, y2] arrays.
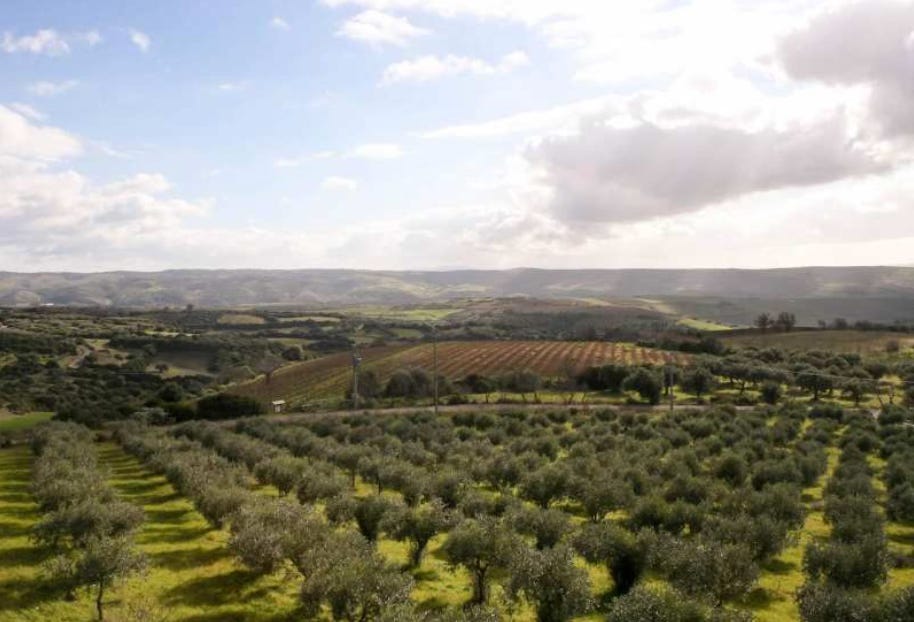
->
[[30, 422, 146, 621], [798, 412, 889, 620], [350, 366, 546, 404], [176, 420, 591, 619], [223, 407, 825, 617]]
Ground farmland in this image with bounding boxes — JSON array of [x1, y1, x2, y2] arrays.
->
[[721, 330, 914, 354], [5, 403, 914, 621], [232, 341, 688, 405]]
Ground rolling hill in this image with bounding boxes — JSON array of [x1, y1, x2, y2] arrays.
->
[[2, 266, 914, 324]]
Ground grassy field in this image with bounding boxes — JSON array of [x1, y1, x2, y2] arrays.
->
[[0, 443, 300, 622], [0, 441, 598, 621], [231, 341, 688, 405], [217, 313, 267, 326], [324, 305, 460, 322], [721, 330, 914, 354], [0, 413, 54, 434], [744, 446, 838, 621]]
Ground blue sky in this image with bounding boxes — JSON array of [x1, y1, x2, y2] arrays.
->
[[2, 1, 914, 271]]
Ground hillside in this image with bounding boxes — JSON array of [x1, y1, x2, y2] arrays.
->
[[2, 267, 914, 318], [231, 340, 687, 406]]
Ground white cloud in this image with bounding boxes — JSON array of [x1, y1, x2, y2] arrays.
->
[[779, 1, 914, 137], [323, 1, 824, 86], [0, 105, 82, 160], [381, 50, 528, 84], [349, 143, 404, 159], [338, 10, 428, 46], [420, 96, 620, 139], [322, 176, 359, 191], [27, 80, 80, 97], [1, 29, 70, 55], [270, 16, 291, 30], [129, 29, 151, 52], [8, 103, 45, 121], [528, 113, 884, 227]]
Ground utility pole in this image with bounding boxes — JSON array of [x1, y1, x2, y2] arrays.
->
[[351, 349, 362, 410], [432, 324, 439, 416]]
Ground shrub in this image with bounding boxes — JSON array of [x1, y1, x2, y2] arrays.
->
[[196, 393, 264, 420]]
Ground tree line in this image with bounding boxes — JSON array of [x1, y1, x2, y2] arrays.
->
[[29, 422, 145, 620]]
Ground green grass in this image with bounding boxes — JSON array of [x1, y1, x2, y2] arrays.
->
[[325, 305, 459, 322], [744, 446, 838, 622], [0, 444, 301, 622], [0, 412, 54, 434]]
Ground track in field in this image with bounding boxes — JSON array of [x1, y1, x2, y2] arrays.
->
[[232, 340, 687, 404]]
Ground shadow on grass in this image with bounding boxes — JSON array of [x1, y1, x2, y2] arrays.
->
[[0, 543, 48, 567], [143, 525, 212, 545], [149, 545, 228, 570], [181, 608, 302, 622], [741, 587, 777, 610], [163, 568, 265, 607], [112, 479, 164, 496], [0, 571, 62, 612], [144, 507, 194, 524], [761, 557, 797, 575], [889, 530, 914, 546]]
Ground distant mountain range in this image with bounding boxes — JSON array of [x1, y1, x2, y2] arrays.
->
[[1, 267, 914, 321]]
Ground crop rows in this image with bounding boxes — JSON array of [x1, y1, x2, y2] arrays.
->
[[101, 401, 914, 621], [233, 340, 687, 404]]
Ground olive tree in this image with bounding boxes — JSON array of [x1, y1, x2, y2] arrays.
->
[[507, 544, 592, 622], [572, 522, 646, 595], [383, 500, 453, 568], [54, 535, 147, 621], [442, 518, 520, 605]]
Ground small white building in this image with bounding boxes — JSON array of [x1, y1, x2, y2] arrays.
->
[[271, 400, 287, 414]]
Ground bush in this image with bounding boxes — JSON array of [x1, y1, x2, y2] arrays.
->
[[606, 585, 705, 622], [196, 393, 264, 420], [761, 382, 782, 405]]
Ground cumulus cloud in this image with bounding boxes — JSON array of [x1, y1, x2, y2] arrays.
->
[[0, 106, 215, 267], [779, 1, 914, 137], [322, 176, 359, 191], [8, 103, 44, 121], [1, 29, 102, 56], [528, 114, 884, 226], [338, 10, 428, 46], [129, 29, 151, 52], [27, 80, 80, 97], [1, 29, 71, 55], [381, 50, 528, 84], [0, 105, 82, 160]]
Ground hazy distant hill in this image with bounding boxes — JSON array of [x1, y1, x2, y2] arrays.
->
[[1, 267, 914, 323]]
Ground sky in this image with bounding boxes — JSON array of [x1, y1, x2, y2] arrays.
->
[[1, 0, 914, 272]]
